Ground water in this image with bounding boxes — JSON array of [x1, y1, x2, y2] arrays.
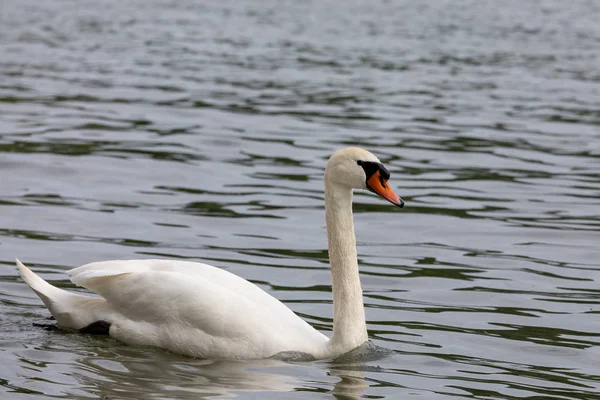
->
[[1, 0, 599, 398]]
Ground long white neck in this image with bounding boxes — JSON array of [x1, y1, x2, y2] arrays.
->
[[324, 180, 368, 353]]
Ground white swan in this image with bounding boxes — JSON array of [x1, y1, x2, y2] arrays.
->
[[17, 147, 404, 360]]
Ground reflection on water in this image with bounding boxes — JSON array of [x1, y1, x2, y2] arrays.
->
[[1, 324, 374, 399], [76, 355, 300, 399], [1, 0, 600, 398]]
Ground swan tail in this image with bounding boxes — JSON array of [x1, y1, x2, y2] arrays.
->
[[16, 259, 105, 330]]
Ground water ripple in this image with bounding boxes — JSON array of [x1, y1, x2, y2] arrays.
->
[[1, 0, 600, 398]]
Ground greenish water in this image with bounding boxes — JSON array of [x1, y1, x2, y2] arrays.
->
[[1, 0, 599, 398]]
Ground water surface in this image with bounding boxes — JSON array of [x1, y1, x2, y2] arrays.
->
[[1, 0, 599, 398]]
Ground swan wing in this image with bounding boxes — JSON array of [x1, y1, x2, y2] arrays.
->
[[68, 259, 327, 358]]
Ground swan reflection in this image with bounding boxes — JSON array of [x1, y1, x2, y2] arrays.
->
[[68, 348, 371, 399]]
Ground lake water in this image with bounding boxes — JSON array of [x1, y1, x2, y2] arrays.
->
[[1, 0, 599, 398]]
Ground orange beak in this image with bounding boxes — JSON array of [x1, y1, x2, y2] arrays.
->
[[366, 171, 404, 207]]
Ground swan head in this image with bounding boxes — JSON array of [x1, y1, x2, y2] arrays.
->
[[325, 147, 404, 207]]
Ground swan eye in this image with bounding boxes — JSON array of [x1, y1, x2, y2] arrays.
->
[[356, 160, 363, 166]]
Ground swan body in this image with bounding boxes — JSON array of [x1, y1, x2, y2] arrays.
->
[[17, 147, 403, 360]]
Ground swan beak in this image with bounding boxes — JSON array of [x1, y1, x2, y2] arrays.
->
[[367, 172, 404, 208]]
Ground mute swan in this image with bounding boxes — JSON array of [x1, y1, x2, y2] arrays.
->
[[17, 147, 404, 360]]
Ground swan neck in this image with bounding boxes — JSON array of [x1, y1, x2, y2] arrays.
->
[[324, 181, 367, 352]]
